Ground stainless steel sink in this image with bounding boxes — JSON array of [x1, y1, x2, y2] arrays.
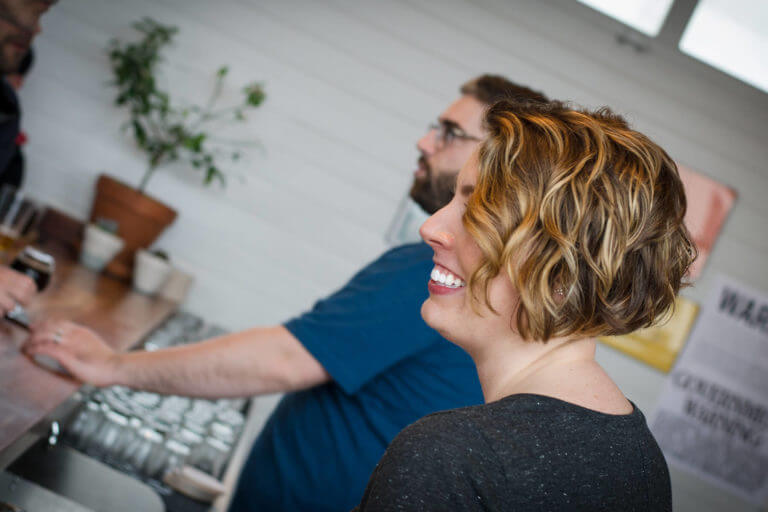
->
[[0, 471, 94, 512], [7, 442, 164, 512]]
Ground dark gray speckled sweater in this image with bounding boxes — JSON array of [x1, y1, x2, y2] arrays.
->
[[355, 393, 671, 511]]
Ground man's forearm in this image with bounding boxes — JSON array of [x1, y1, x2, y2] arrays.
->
[[112, 325, 330, 398]]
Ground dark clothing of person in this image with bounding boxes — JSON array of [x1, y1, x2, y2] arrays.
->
[[357, 393, 672, 511], [0, 79, 23, 188], [227, 243, 483, 512]]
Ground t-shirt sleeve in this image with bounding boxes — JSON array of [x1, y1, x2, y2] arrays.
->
[[284, 243, 443, 394], [356, 413, 499, 511]]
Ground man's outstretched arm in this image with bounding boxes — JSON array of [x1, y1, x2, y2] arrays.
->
[[23, 321, 330, 398]]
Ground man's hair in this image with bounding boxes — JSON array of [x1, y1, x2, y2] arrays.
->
[[16, 48, 33, 76], [463, 100, 697, 341], [460, 75, 548, 107]]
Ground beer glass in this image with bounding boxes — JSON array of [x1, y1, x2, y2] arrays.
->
[[0, 186, 38, 257], [5, 246, 55, 329]]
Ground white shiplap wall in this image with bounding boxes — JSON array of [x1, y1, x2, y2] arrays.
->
[[20, 1, 768, 510]]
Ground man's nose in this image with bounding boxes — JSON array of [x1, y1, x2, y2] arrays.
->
[[417, 128, 438, 156]]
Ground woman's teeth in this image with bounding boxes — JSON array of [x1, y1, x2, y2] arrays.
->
[[430, 267, 465, 288]]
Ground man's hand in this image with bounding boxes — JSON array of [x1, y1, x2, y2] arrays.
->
[[23, 320, 121, 386], [0, 266, 36, 314]]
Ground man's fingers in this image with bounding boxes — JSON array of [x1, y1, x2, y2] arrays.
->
[[30, 320, 70, 340], [30, 318, 57, 334], [0, 292, 16, 314], [26, 326, 53, 345], [26, 342, 78, 377], [24, 333, 55, 348], [9, 276, 37, 304], [25, 321, 68, 350], [0, 269, 38, 305]]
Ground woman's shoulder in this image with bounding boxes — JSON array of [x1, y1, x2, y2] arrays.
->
[[377, 404, 509, 477], [359, 407, 510, 510], [392, 405, 491, 452]]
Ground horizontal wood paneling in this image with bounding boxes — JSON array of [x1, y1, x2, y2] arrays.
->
[[18, 2, 767, 510]]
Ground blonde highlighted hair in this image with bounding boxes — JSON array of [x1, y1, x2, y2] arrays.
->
[[464, 101, 697, 341]]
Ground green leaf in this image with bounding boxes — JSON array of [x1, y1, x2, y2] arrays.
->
[[183, 133, 206, 152], [204, 166, 226, 187], [243, 83, 266, 107], [217, 66, 229, 78], [132, 120, 147, 147], [204, 166, 216, 184]]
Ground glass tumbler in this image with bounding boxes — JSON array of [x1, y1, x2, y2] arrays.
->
[[65, 400, 102, 449], [88, 410, 129, 460], [144, 438, 191, 480], [0, 185, 39, 259], [123, 427, 164, 476], [188, 436, 231, 478]]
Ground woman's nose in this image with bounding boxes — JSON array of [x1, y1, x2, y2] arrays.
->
[[420, 209, 454, 249]]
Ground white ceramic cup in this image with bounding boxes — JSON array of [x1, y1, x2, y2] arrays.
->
[[80, 224, 124, 272], [158, 265, 195, 303], [133, 249, 172, 295]]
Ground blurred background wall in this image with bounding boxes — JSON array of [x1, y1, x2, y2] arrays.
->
[[19, 1, 768, 510]]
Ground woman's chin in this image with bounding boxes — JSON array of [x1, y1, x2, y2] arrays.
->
[[421, 299, 456, 340], [420, 299, 435, 324]]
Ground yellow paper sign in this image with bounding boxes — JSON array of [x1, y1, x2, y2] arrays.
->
[[599, 296, 699, 372]]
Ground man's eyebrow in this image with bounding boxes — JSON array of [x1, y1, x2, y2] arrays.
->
[[439, 117, 466, 132]]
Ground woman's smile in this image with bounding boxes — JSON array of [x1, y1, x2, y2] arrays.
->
[[427, 264, 466, 294]]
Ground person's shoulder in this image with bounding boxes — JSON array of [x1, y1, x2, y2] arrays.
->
[[359, 406, 506, 510], [389, 405, 490, 456], [372, 407, 492, 473]]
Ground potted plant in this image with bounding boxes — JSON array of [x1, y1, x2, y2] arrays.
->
[[92, 18, 266, 278]]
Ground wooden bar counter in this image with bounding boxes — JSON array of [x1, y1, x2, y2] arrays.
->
[[0, 244, 177, 466]]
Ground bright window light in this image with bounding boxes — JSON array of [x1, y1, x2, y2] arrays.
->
[[680, 0, 768, 93], [577, 0, 674, 36]]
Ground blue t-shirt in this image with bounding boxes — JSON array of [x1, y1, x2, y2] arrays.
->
[[228, 243, 483, 512]]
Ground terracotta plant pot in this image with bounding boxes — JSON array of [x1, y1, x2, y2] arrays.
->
[[89, 174, 176, 280]]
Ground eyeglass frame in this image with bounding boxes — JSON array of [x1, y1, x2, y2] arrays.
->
[[427, 120, 483, 151]]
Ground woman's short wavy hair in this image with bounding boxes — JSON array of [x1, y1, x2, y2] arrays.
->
[[464, 100, 697, 341]]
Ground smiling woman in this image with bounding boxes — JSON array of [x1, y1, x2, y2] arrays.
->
[[356, 100, 696, 512]]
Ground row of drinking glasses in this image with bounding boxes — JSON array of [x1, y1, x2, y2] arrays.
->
[[64, 312, 246, 482], [65, 392, 244, 482]]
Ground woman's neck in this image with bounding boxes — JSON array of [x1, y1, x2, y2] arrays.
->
[[471, 335, 597, 403]]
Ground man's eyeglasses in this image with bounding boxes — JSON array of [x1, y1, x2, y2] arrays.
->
[[427, 121, 482, 151]]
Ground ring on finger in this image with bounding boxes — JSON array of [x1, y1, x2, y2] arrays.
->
[[53, 329, 64, 345]]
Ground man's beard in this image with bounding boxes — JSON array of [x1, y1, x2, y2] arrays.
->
[[409, 157, 458, 215], [0, 37, 30, 74]]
